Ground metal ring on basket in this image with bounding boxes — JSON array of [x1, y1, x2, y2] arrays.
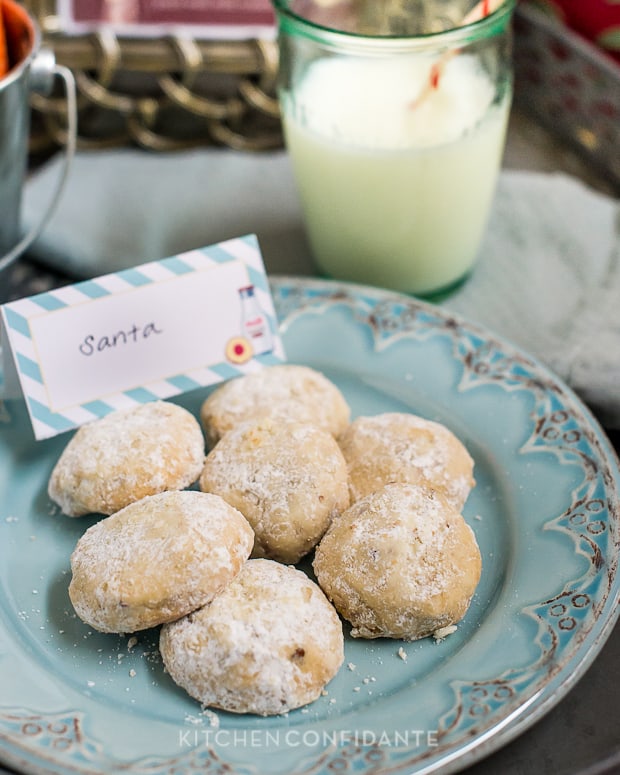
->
[[73, 29, 135, 114], [158, 36, 246, 122], [237, 39, 281, 118]]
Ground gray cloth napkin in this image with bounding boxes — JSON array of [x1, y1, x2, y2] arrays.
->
[[23, 148, 316, 279], [22, 149, 620, 428], [447, 170, 620, 429]]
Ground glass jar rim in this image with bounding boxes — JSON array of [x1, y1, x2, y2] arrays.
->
[[273, 0, 516, 51]]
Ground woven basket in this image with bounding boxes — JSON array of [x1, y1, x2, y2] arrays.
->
[[25, 0, 283, 152]]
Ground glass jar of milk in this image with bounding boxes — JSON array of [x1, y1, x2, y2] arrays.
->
[[274, 0, 516, 298]]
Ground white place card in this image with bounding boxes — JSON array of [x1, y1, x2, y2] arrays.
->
[[0, 235, 285, 440]]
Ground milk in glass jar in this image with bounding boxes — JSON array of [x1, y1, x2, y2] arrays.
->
[[274, 0, 516, 297]]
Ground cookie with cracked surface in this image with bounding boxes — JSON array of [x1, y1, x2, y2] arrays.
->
[[338, 412, 475, 511], [159, 559, 344, 715], [199, 364, 350, 449], [68, 490, 254, 633], [199, 418, 350, 564], [48, 401, 205, 517], [313, 483, 481, 641]]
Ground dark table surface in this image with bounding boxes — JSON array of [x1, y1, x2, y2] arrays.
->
[[0, 109, 619, 775]]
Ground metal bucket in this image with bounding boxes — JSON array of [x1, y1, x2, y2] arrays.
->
[[0, 0, 75, 273]]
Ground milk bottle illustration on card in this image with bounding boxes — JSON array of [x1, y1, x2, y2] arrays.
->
[[238, 285, 273, 356]]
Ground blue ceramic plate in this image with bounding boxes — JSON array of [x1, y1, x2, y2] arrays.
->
[[1, 276, 619, 775]]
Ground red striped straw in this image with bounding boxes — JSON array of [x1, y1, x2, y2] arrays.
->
[[409, 0, 502, 110]]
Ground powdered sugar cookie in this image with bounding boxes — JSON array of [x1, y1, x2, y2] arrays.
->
[[199, 418, 349, 564], [338, 412, 475, 511], [199, 364, 350, 448], [313, 483, 481, 641], [69, 490, 254, 633], [48, 401, 205, 517], [159, 559, 344, 715]]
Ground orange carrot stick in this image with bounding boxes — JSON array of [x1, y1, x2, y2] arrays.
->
[[0, 3, 9, 79]]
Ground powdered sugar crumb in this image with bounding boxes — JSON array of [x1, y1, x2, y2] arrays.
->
[[200, 709, 220, 728], [433, 624, 458, 641]]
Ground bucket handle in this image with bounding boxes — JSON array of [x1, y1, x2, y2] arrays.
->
[[0, 52, 77, 274]]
